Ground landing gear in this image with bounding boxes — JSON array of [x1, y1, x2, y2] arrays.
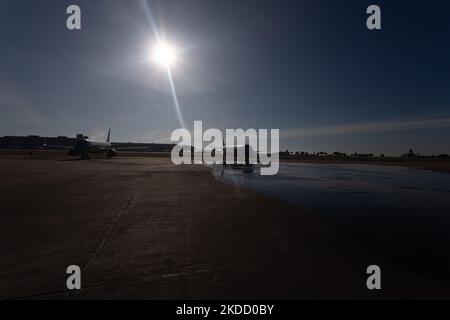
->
[[106, 149, 117, 159]]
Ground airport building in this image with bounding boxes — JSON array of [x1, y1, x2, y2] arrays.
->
[[0, 135, 175, 152]]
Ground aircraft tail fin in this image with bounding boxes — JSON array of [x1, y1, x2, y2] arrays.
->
[[107, 128, 111, 143]]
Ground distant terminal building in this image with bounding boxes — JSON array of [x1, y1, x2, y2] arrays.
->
[[111, 142, 174, 152], [0, 135, 175, 152]]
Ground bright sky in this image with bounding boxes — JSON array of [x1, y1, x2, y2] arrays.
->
[[1, 0, 450, 155]]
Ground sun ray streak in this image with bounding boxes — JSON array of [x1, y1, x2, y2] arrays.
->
[[166, 67, 185, 129], [140, 0, 185, 129], [140, 0, 161, 43]]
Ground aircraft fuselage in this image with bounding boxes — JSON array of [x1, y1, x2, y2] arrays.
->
[[68, 139, 116, 159]]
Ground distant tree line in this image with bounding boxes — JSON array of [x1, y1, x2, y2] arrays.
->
[[279, 148, 449, 159]]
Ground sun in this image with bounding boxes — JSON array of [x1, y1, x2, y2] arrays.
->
[[151, 42, 177, 68]]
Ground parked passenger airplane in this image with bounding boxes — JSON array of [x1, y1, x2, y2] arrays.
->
[[67, 129, 116, 159], [45, 129, 140, 159]]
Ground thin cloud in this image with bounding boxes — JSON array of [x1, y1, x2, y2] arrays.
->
[[143, 129, 174, 143], [282, 116, 450, 139], [0, 81, 52, 126]]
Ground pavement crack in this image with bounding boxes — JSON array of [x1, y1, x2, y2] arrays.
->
[[82, 187, 141, 273]]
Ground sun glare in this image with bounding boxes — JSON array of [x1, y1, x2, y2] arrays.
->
[[152, 42, 177, 68]]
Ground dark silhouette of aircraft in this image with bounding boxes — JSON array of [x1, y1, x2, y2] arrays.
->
[[45, 129, 147, 160]]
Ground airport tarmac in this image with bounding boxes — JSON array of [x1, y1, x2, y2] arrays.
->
[[1, 155, 450, 299]]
